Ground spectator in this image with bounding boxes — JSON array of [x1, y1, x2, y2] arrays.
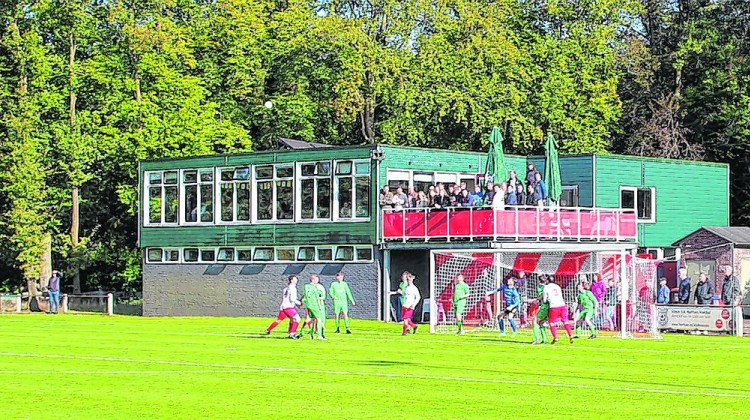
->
[[416, 191, 430, 208], [721, 265, 742, 306], [505, 184, 517, 205], [434, 188, 450, 209], [456, 189, 470, 207], [378, 186, 394, 209], [447, 184, 458, 207], [392, 186, 407, 211], [491, 184, 505, 209], [657, 278, 670, 304], [460, 181, 467, 192], [515, 183, 526, 207], [525, 162, 537, 186], [428, 189, 438, 207], [47, 271, 61, 314], [406, 186, 417, 208], [604, 279, 617, 331], [507, 170, 520, 191], [468, 185, 484, 206], [436, 182, 445, 194], [533, 172, 547, 206], [694, 273, 713, 305], [591, 274, 607, 326], [525, 184, 537, 206], [484, 182, 495, 206], [677, 268, 691, 304]]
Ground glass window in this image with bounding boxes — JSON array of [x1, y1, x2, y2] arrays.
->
[[221, 168, 234, 182], [301, 179, 315, 219], [277, 248, 295, 261], [299, 161, 332, 221], [335, 160, 370, 220], [199, 169, 213, 182], [237, 249, 253, 261], [148, 187, 161, 224], [147, 248, 162, 262], [183, 169, 214, 223], [184, 184, 198, 222], [560, 186, 579, 208], [335, 246, 354, 261], [254, 248, 274, 261], [183, 170, 197, 183], [276, 179, 293, 220], [301, 164, 316, 177], [317, 248, 333, 261], [317, 162, 331, 175], [146, 171, 179, 225], [276, 166, 294, 178], [298, 247, 315, 261], [184, 248, 199, 262], [338, 177, 352, 218], [637, 189, 654, 220], [148, 173, 162, 184], [336, 161, 352, 175], [200, 249, 216, 262], [621, 189, 635, 210], [356, 247, 372, 261], [200, 183, 213, 223], [355, 177, 370, 218], [355, 162, 370, 175], [256, 166, 273, 179], [164, 171, 178, 184], [235, 167, 250, 180], [218, 248, 235, 262], [219, 167, 251, 223], [256, 181, 273, 220], [165, 249, 180, 262]]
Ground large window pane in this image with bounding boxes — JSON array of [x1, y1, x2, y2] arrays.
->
[[237, 249, 253, 261], [356, 247, 372, 261], [149, 187, 161, 224], [148, 173, 162, 184], [199, 169, 213, 182], [298, 247, 315, 261], [338, 177, 352, 218], [301, 164, 316, 177], [183, 170, 197, 183], [218, 248, 235, 262], [317, 248, 333, 261], [185, 185, 198, 222], [638, 189, 653, 220], [254, 248, 273, 261], [277, 248, 295, 261], [276, 166, 293, 178], [220, 183, 233, 222], [164, 171, 178, 184], [317, 179, 331, 218], [221, 169, 234, 182], [355, 162, 370, 175], [200, 249, 216, 262], [335, 246, 354, 261], [301, 179, 315, 219], [276, 180, 293, 220], [183, 248, 199, 262], [147, 248, 162, 262], [164, 186, 178, 223], [256, 166, 273, 179], [355, 176, 370, 218], [257, 181, 273, 220], [621, 189, 635, 209], [200, 184, 214, 222], [336, 161, 352, 175], [237, 183, 250, 221]]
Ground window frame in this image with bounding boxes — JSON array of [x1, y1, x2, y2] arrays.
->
[[333, 159, 371, 221], [144, 170, 179, 226], [144, 245, 375, 264], [296, 161, 333, 222], [180, 168, 216, 225], [252, 163, 296, 223], [217, 167, 252, 224], [620, 186, 656, 223], [560, 185, 580, 208]]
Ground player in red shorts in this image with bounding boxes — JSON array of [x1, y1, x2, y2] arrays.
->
[[400, 272, 421, 335], [265, 275, 302, 339], [542, 276, 574, 344]]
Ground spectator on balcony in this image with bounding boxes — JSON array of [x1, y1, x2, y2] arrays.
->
[[525, 162, 537, 187], [525, 184, 537, 206], [677, 268, 691, 304], [533, 172, 547, 206], [491, 184, 505, 209], [406, 186, 417, 208], [436, 182, 445, 194], [468, 185, 484, 207], [379, 186, 394, 209], [694, 273, 713, 305], [507, 170, 520, 191], [456, 189, 470, 207], [721, 265, 742, 306], [505, 184, 517, 205], [416, 191, 430, 208], [433, 188, 450, 209], [657, 278, 670, 304], [392, 186, 407, 211], [515, 183, 526, 207], [484, 182, 495, 206], [460, 181, 467, 192], [447, 184, 458, 207]]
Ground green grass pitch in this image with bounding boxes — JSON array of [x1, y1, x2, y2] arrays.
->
[[1, 314, 749, 419]]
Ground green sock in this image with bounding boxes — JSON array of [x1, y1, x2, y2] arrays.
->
[[335, 317, 340, 329], [457, 320, 462, 331], [589, 323, 596, 336], [344, 317, 350, 328], [532, 324, 541, 341], [575, 325, 582, 336], [541, 327, 548, 342]]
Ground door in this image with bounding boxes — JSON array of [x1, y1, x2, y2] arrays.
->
[[686, 259, 716, 292], [740, 258, 750, 317]]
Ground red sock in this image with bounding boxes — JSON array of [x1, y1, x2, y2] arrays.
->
[[408, 319, 417, 328], [549, 324, 558, 340], [564, 323, 573, 337], [290, 321, 299, 334], [305, 320, 313, 328], [267, 321, 280, 332], [402, 324, 409, 334]]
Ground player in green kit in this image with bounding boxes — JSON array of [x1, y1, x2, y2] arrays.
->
[[532, 275, 550, 344], [575, 281, 598, 339], [302, 274, 327, 340], [329, 272, 356, 334], [453, 275, 470, 335]]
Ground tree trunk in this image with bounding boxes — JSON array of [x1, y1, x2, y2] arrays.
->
[[40, 233, 52, 289], [360, 70, 376, 143], [69, 31, 81, 293]]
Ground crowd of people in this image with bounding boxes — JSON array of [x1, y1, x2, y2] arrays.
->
[[379, 162, 549, 211]]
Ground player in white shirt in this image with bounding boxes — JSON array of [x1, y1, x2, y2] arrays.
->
[[265, 275, 302, 339], [542, 276, 574, 344], [401, 272, 421, 335]]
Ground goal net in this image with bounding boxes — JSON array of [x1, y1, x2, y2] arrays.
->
[[430, 249, 661, 339]]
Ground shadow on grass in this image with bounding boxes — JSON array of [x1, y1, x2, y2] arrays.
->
[[358, 360, 416, 367]]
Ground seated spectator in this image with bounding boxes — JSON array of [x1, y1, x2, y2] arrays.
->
[[525, 162, 537, 187], [468, 185, 484, 207], [505, 184, 517, 205], [533, 172, 547, 206], [507, 170, 520, 191], [525, 184, 537, 206], [416, 191, 430, 208], [392, 186, 407, 211], [515, 183, 526, 207], [491, 184, 505, 209], [379, 186, 394, 208], [434, 188, 450, 209], [456, 189, 470, 207]]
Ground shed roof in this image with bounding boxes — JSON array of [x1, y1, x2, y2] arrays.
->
[[673, 226, 750, 246]]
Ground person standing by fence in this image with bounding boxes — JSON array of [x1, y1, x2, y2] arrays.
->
[[47, 271, 61, 314]]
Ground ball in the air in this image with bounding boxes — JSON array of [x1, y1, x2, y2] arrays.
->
[[264, 101, 273, 109]]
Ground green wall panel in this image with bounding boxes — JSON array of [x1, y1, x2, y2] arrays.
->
[[528, 155, 594, 207]]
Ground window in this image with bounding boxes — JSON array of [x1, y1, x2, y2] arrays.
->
[[164, 249, 180, 262], [217, 248, 235, 262], [620, 187, 656, 222], [335, 246, 354, 261], [254, 164, 294, 221], [147, 248, 163, 262], [560, 185, 579, 207], [356, 246, 373, 261], [298, 247, 315, 261], [237, 249, 253, 262], [184, 248, 199, 262], [145, 171, 178, 225], [219, 168, 251, 222], [299, 161, 332, 220], [254, 247, 274, 261], [335, 160, 370, 220], [317, 247, 333, 261], [200, 249, 216, 262], [277, 248, 295, 261], [184, 169, 214, 223]]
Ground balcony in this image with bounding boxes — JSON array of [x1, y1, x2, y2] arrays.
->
[[381, 206, 637, 243]]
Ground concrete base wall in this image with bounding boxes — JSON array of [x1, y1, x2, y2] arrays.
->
[[143, 262, 380, 319]]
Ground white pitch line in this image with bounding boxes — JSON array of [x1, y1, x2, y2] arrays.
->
[[0, 352, 748, 399]]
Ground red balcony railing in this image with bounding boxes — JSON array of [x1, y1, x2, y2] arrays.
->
[[381, 206, 637, 242]]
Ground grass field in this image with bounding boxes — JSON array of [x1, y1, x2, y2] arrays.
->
[[1, 314, 749, 419]]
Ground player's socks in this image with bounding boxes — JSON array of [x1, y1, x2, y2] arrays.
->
[[541, 327, 549, 343], [344, 317, 350, 328], [334, 317, 340, 330], [589, 323, 596, 336], [290, 321, 299, 334], [564, 323, 574, 337], [267, 321, 280, 332], [403, 324, 409, 335], [456, 319, 462, 332], [498, 317, 505, 334], [575, 325, 582, 337], [509, 318, 518, 333], [532, 324, 541, 342], [549, 324, 559, 340]]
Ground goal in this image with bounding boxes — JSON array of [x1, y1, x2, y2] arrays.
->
[[429, 249, 661, 339]]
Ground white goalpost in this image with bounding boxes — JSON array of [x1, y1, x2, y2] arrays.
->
[[428, 248, 661, 339]]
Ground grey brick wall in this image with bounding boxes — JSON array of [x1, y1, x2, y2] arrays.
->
[[143, 262, 380, 319]]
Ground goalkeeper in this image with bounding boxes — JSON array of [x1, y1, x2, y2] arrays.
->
[[329, 272, 356, 334], [453, 275, 471, 335], [575, 281, 598, 339], [486, 277, 520, 337]]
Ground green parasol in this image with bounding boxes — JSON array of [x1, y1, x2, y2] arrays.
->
[[484, 127, 508, 187], [544, 134, 563, 204]]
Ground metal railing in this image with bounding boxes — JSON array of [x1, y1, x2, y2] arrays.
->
[[381, 205, 637, 243]]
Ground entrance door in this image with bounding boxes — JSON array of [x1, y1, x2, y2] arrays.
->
[[686, 259, 716, 291]]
